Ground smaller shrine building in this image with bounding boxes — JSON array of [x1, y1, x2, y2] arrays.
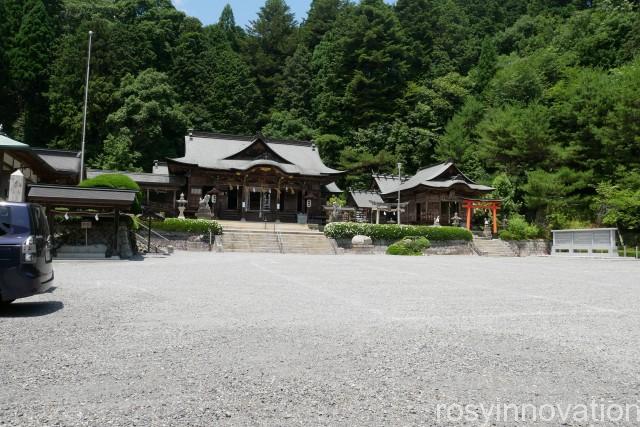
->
[[348, 162, 495, 226]]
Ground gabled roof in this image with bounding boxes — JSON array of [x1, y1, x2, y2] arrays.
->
[[324, 182, 342, 193], [349, 190, 385, 209], [28, 185, 137, 209], [0, 133, 30, 150], [32, 149, 80, 175], [372, 174, 407, 194], [379, 162, 493, 195], [168, 132, 343, 177]]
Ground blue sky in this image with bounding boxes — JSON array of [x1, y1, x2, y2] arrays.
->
[[171, 0, 394, 28]]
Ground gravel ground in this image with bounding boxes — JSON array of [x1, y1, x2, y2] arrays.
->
[[1, 253, 640, 426]]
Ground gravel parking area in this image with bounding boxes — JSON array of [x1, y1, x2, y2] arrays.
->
[[1, 253, 640, 426]]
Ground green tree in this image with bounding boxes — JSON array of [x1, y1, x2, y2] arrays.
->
[[491, 172, 520, 219], [104, 69, 188, 169], [246, 0, 298, 110], [312, 0, 409, 132], [594, 169, 640, 230], [91, 129, 142, 171], [217, 4, 244, 51], [522, 168, 593, 223], [5, 0, 57, 145], [301, 0, 346, 48], [478, 103, 559, 176], [262, 110, 315, 140], [275, 45, 313, 116]]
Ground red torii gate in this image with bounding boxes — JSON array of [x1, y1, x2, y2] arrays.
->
[[462, 198, 502, 234]]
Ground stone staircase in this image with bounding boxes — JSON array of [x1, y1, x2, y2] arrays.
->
[[220, 231, 280, 253], [280, 232, 336, 255], [472, 237, 517, 257], [218, 221, 336, 255]]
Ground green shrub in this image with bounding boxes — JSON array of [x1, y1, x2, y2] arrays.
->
[[151, 218, 223, 235], [386, 237, 431, 256], [324, 222, 472, 241], [500, 214, 544, 240], [79, 174, 142, 213]]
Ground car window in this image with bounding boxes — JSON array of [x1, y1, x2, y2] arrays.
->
[[0, 205, 31, 237]]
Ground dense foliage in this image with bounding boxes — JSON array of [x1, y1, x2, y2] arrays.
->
[[1, 0, 639, 230], [386, 237, 431, 256], [324, 222, 472, 241], [499, 215, 545, 241], [151, 218, 223, 235]]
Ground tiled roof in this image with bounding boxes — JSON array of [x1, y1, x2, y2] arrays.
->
[[0, 133, 30, 150], [169, 133, 343, 177], [378, 162, 494, 195], [324, 182, 342, 193], [32, 149, 80, 174], [28, 185, 137, 208], [349, 190, 384, 209]]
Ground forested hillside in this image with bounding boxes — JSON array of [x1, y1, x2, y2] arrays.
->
[[0, 0, 639, 229]]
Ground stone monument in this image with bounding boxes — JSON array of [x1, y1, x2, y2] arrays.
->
[[351, 235, 375, 254], [8, 169, 26, 202], [433, 216, 441, 227]]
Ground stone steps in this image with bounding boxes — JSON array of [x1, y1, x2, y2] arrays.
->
[[472, 238, 516, 257], [219, 230, 335, 255]]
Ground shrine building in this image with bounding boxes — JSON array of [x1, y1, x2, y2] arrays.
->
[[348, 162, 496, 226]]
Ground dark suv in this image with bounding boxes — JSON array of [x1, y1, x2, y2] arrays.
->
[[0, 202, 54, 304]]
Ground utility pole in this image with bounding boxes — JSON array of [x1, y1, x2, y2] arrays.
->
[[79, 30, 93, 183], [397, 162, 402, 225]]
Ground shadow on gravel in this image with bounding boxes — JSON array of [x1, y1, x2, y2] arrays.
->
[[0, 301, 64, 318]]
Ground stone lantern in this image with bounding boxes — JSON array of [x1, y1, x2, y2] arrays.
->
[[177, 193, 187, 219]]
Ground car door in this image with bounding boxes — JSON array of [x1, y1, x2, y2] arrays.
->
[[30, 205, 52, 276]]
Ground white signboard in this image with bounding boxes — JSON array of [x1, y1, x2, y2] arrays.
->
[[306, 199, 312, 208]]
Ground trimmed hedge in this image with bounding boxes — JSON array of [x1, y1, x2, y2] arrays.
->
[[324, 222, 472, 241], [79, 173, 142, 213], [151, 218, 223, 235], [387, 237, 431, 256]]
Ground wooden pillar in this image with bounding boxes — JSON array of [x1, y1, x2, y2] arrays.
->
[[114, 208, 120, 257], [376, 209, 380, 224], [466, 203, 472, 230], [492, 204, 498, 235], [241, 175, 248, 221]]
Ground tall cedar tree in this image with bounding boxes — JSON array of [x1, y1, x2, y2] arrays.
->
[[312, 0, 409, 133], [246, 0, 297, 115]]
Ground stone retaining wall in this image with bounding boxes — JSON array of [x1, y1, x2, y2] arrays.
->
[[505, 239, 551, 257], [148, 231, 218, 252], [334, 238, 475, 255]]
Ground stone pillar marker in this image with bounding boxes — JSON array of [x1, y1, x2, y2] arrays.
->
[[8, 169, 26, 202]]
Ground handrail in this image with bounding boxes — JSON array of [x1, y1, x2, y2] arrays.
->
[[276, 231, 284, 254], [135, 232, 161, 254], [137, 221, 170, 241]]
